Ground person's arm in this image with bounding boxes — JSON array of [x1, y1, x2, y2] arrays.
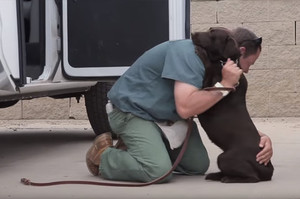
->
[[174, 59, 242, 119], [174, 82, 223, 118], [256, 131, 273, 166]]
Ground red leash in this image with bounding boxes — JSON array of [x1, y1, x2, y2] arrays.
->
[[203, 86, 236, 92]]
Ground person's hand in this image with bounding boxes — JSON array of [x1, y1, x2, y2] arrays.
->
[[220, 58, 243, 87], [256, 134, 273, 166]]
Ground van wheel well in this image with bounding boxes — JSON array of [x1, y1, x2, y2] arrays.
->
[[84, 82, 114, 136], [0, 100, 19, 108]]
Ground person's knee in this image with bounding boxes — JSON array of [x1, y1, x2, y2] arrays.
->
[[196, 153, 210, 174], [198, 157, 210, 174], [144, 163, 173, 183], [183, 154, 210, 175]]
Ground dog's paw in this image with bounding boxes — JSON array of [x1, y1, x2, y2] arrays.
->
[[205, 172, 223, 181], [221, 176, 260, 183]]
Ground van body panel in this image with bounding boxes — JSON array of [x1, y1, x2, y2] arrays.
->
[[0, 0, 19, 93]]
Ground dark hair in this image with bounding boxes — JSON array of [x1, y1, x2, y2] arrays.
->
[[232, 27, 262, 57]]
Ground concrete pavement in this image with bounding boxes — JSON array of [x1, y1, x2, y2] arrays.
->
[[0, 118, 299, 199]]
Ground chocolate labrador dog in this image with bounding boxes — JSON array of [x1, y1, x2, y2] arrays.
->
[[192, 28, 274, 183]]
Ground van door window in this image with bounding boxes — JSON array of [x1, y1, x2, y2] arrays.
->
[[66, 0, 169, 68], [21, 0, 45, 81]]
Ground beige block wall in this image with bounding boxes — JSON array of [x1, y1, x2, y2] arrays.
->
[[192, 0, 300, 117], [0, 97, 89, 120], [0, 0, 299, 120]]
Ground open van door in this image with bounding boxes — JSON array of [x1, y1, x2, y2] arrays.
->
[[0, 0, 19, 94], [60, 0, 190, 78]]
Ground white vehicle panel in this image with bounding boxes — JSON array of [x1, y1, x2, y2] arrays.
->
[[0, 0, 20, 79]]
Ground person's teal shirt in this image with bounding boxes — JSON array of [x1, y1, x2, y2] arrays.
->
[[108, 39, 205, 122]]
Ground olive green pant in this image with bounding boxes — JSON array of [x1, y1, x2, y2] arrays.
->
[[99, 108, 209, 183]]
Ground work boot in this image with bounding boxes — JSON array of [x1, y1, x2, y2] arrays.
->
[[86, 132, 113, 176]]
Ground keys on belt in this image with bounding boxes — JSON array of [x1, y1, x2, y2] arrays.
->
[[106, 100, 114, 114]]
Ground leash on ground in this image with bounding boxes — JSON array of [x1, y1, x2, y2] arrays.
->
[[20, 117, 193, 187]]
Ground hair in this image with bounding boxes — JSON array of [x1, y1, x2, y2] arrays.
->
[[232, 27, 262, 57]]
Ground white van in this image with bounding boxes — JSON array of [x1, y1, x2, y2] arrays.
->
[[0, 0, 190, 135]]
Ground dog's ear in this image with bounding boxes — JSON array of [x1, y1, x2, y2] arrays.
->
[[223, 37, 241, 61], [191, 32, 211, 48], [192, 28, 241, 61], [209, 27, 241, 61]]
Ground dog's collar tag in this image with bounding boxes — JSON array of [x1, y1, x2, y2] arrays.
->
[[220, 59, 239, 67], [220, 60, 225, 67]]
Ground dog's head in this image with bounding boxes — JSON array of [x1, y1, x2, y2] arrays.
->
[[192, 27, 241, 63]]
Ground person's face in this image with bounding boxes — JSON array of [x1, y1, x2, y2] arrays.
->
[[238, 48, 261, 73]]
